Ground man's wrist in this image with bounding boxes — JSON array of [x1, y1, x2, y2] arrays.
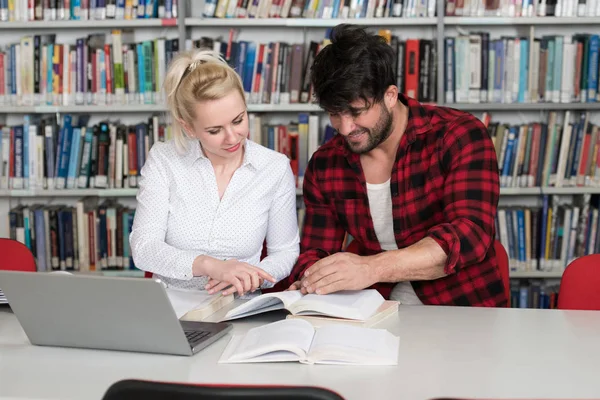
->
[[370, 251, 398, 283]]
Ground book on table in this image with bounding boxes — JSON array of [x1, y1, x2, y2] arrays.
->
[[222, 289, 398, 325], [218, 319, 400, 365]]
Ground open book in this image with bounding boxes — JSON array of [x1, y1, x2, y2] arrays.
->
[[219, 319, 400, 365], [165, 287, 234, 321], [222, 289, 386, 322]]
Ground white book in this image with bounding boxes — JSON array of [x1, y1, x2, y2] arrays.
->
[[219, 319, 400, 366], [223, 289, 386, 322]]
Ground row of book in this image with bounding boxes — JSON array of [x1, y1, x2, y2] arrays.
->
[[6, 199, 308, 272], [486, 112, 600, 189], [445, 0, 600, 17], [201, 0, 434, 19], [0, 0, 177, 22], [0, 112, 324, 191], [191, 32, 438, 105], [0, 31, 179, 107], [496, 195, 600, 273], [444, 33, 600, 105], [509, 279, 560, 309], [8, 198, 136, 271]]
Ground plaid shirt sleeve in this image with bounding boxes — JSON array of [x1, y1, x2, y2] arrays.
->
[[426, 115, 500, 275], [287, 155, 346, 284]]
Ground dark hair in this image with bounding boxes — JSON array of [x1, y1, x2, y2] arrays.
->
[[310, 24, 396, 113]]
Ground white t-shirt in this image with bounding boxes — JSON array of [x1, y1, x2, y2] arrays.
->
[[366, 179, 423, 305]]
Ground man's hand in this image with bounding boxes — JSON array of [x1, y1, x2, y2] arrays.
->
[[300, 252, 379, 295], [285, 280, 308, 294]]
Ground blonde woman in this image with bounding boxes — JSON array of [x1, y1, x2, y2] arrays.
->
[[130, 49, 300, 297]]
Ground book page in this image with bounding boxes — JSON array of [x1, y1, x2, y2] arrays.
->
[[165, 287, 229, 319], [221, 319, 315, 363], [308, 324, 400, 365], [223, 290, 304, 320], [289, 290, 385, 320]]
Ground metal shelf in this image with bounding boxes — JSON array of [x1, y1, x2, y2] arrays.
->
[[0, 104, 322, 113], [185, 17, 437, 27], [247, 104, 322, 112], [0, 19, 177, 29], [0, 189, 139, 197], [444, 16, 600, 25], [444, 102, 600, 111], [500, 187, 541, 195], [0, 105, 168, 114], [510, 270, 564, 279], [541, 186, 600, 195]]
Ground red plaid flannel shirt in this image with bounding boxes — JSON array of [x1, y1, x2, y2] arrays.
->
[[287, 95, 507, 307]]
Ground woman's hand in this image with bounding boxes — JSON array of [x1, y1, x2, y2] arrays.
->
[[201, 259, 276, 296]]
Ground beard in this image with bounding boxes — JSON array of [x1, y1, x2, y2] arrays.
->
[[345, 105, 394, 154]]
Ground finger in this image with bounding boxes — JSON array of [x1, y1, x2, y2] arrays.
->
[[300, 286, 308, 295], [223, 277, 244, 296], [303, 264, 339, 288], [255, 269, 276, 283], [238, 272, 252, 294], [304, 255, 339, 277], [205, 279, 221, 290], [312, 278, 346, 295], [284, 281, 300, 291], [250, 272, 260, 291], [207, 281, 230, 295], [306, 273, 345, 294]]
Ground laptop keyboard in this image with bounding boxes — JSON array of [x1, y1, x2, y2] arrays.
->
[[184, 330, 212, 345]]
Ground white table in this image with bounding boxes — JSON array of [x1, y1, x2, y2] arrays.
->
[[1, 305, 600, 400]]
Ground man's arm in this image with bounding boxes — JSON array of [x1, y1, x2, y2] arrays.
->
[[285, 153, 346, 287], [302, 115, 500, 294]]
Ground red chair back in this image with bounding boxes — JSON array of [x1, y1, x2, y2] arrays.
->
[[558, 254, 600, 310], [493, 240, 510, 307], [0, 238, 36, 272]]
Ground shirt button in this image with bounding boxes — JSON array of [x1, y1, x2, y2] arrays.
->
[[392, 191, 398, 196]]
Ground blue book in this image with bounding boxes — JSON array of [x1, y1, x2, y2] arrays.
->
[[518, 38, 529, 103], [553, 36, 563, 102], [516, 209, 526, 265], [67, 128, 82, 189], [588, 35, 599, 102], [242, 42, 256, 99], [56, 115, 73, 189]]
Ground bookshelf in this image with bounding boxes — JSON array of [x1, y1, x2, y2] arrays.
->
[[1, 0, 600, 305]]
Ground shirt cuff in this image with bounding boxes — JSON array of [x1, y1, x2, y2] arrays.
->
[[427, 224, 460, 275], [172, 251, 198, 281]]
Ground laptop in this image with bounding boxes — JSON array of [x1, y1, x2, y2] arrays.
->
[[0, 271, 232, 356]]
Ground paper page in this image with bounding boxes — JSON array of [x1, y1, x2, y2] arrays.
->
[[223, 319, 315, 363], [165, 287, 225, 319], [290, 290, 385, 320], [223, 290, 304, 320], [219, 336, 302, 364], [309, 324, 399, 365]]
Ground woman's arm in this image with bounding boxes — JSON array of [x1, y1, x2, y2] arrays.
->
[[257, 161, 300, 288], [129, 145, 210, 280]]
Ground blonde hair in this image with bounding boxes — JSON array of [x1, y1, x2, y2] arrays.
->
[[163, 49, 246, 153]]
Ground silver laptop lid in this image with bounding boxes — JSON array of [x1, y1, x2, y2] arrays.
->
[[0, 271, 194, 356]]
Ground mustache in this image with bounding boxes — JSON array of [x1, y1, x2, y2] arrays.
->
[[347, 129, 369, 136]]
